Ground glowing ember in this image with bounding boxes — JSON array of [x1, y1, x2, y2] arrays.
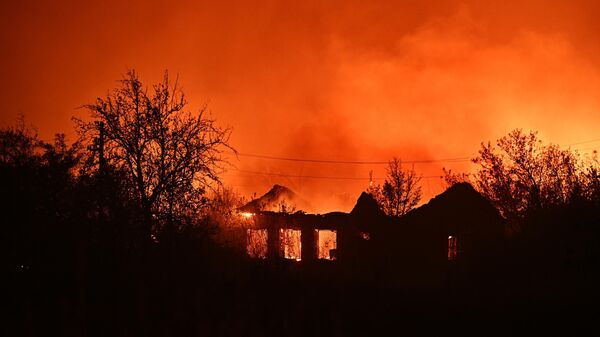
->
[[316, 229, 337, 260], [240, 212, 255, 219], [448, 235, 458, 261], [280, 229, 301, 261], [246, 229, 268, 259]]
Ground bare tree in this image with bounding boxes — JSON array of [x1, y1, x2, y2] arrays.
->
[[441, 167, 471, 188], [0, 115, 41, 167], [205, 185, 252, 251], [368, 157, 422, 217], [276, 199, 297, 214], [580, 151, 600, 203], [473, 129, 581, 220], [75, 70, 232, 238]]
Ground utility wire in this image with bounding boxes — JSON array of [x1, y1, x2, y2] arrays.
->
[[565, 138, 600, 146], [222, 136, 600, 181], [228, 151, 472, 165], [232, 168, 442, 180], [226, 136, 600, 165]]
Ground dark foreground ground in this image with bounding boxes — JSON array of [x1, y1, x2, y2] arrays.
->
[[9, 234, 600, 337]]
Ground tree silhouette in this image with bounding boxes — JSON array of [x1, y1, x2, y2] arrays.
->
[[441, 167, 470, 188], [76, 70, 233, 239], [205, 186, 248, 249], [367, 157, 422, 217], [473, 129, 581, 220], [580, 151, 600, 204], [0, 115, 42, 166]]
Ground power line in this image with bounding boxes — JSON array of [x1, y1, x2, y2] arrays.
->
[[227, 139, 600, 182], [228, 151, 472, 165], [232, 168, 442, 181], [226, 136, 600, 166], [565, 138, 600, 146], [221, 135, 600, 185]]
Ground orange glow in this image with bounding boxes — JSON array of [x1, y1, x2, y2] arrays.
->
[[2, 1, 600, 212], [246, 229, 268, 259], [240, 212, 255, 219], [280, 229, 301, 261], [315, 230, 337, 260]]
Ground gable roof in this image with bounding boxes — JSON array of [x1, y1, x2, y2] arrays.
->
[[400, 182, 504, 235], [351, 192, 386, 218]]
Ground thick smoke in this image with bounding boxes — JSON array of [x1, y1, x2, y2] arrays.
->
[[1, 1, 600, 212]]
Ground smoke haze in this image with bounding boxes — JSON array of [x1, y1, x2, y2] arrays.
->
[[2, 0, 600, 211]]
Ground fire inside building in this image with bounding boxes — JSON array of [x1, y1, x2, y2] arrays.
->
[[238, 183, 505, 279]]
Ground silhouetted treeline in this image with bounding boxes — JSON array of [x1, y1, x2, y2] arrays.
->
[[471, 129, 600, 222], [4, 116, 600, 336]]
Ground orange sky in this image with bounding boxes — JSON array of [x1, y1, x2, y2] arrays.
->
[[2, 0, 600, 212]]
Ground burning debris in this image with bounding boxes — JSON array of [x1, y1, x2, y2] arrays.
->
[[316, 229, 337, 260], [246, 229, 268, 259], [241, 183, 504, 270], [280, 229, 302, 261]]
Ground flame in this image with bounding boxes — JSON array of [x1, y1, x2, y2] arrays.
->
[[240, 212, 255, 219], [280, 228, 302, 261], [246, 229, 268, 259], [316, 229, 337, 260]]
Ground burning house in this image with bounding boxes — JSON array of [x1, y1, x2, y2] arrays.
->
[[243, 211, 368, 262], [238, 183, 505, 280]]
